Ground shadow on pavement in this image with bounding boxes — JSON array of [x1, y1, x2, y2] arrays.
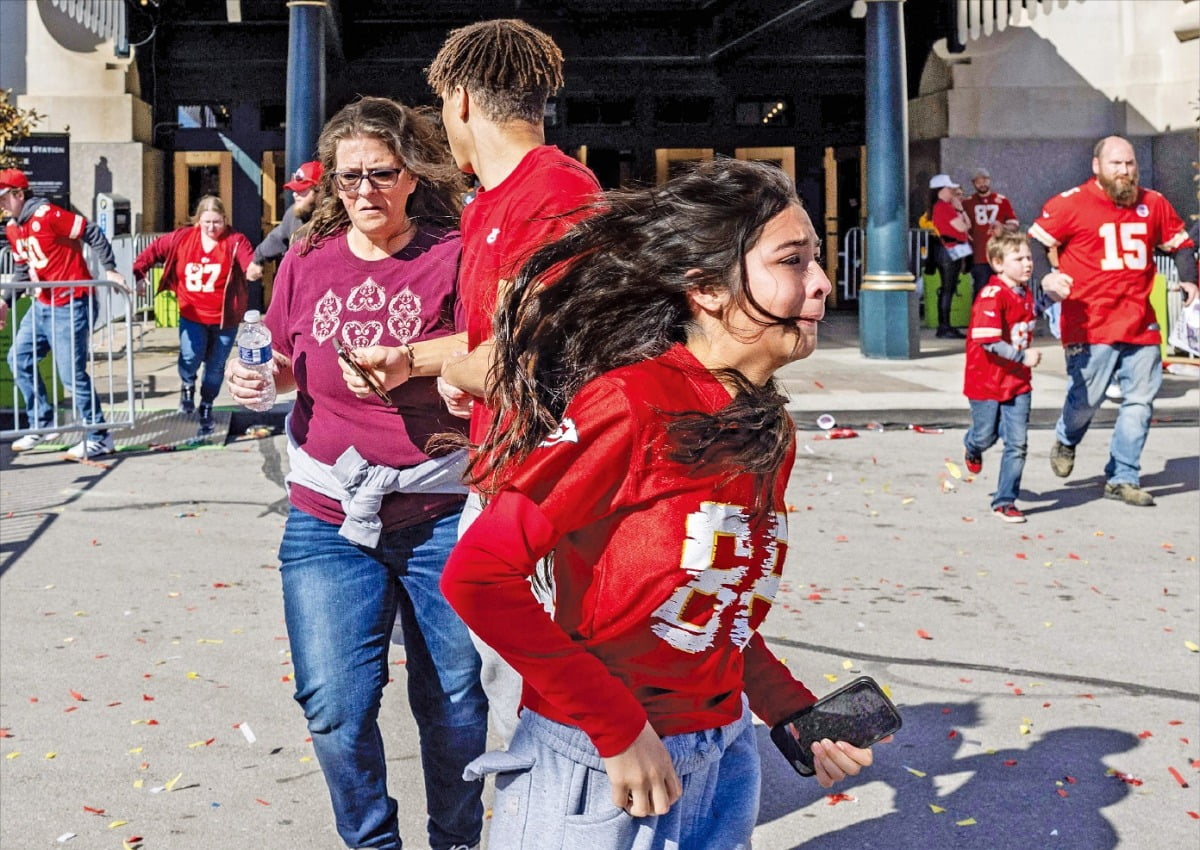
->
[[755, 700, 1139, 849]]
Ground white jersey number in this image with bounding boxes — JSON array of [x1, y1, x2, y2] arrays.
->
[[1098, 222, 1148, 271], [973, 204, 999, 226], [184, 262, 222, 292], [650, 502, 785, 654]]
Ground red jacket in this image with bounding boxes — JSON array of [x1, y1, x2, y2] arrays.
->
[[133, 226, 254, 329]]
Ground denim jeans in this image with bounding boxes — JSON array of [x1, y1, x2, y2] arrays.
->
[[177, 316, 237, 403], [6, 295, 106, 439], [279, 507, 487, 850], [1055, 343, 1162, 486], [965, 391, 1031, 508]]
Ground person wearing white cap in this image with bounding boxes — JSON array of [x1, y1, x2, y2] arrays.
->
[[962, 167, 1019, 300], [927, 174, 971, 338]]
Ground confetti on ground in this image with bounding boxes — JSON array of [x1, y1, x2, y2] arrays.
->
[[929, 804, 945, 813], [956, 817, 977, 826], [1169, 767, 1190, 788], [916, 629, 933, 640], [904, 766, 927, 777], [1185, 641, 1199, 653], [238, 722, 257, 744], [826, 792, 855, 805], [945, 461, 962, 479], [55, 834, 76, 844]]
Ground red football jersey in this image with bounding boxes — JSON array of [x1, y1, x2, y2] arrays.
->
[[458, 145, 600, 443], [444, 344, 816, 757], [1029, 179, 1192, 346], [964, 277, 1037, 402], [5, 202, 92, 305], [963, 191, 1018, 264], [172, 228, 232, 325]]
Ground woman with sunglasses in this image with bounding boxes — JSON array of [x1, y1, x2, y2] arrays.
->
[[133, 194, 254, 435], [225, 96, 487, 850]]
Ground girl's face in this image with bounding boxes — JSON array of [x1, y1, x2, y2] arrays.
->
[[197, 210, 226, 236], [334, 135, 418, 241], [728, 203, 831, 367]]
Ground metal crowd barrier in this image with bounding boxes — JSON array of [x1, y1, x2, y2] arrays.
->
[[1, 279, 138, 441], [838, 226, 929, 302]]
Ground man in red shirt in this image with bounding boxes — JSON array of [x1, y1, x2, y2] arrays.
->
[[962, 167, 1019, 300], [2, 168, 126, 458], [1029, 136, 1197, 506]]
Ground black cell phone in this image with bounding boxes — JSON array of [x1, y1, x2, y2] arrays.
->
[[770, 676, 902, 777], [334, 339, 392, 404]]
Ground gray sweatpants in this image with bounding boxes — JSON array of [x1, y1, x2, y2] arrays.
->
[[464, 700, 759, 850]]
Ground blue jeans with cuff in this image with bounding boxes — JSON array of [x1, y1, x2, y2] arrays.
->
[[177, 315, 237, 403], [7, 295, 107, 439], [279, 507, 487, 850], [965, 391, 1031, 508], [1055, 342, 1161, 486]]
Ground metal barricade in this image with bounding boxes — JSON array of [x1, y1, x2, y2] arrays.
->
[[839, 227, 929, 301], [1, 279, 138, 441]]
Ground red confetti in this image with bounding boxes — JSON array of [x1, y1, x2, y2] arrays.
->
[[1064, 776, 1077, 784], [1003, 760, 1018, 767], [69, 690, 86, 701], [947, 730, 958, 739], [1015, 553, 1027, 560], [1188, 812, 1199, 820], [0, 729, 10, 738], [1056, 788, 1069, 798], [826, 792, 855, 805], [813, 381, 825, 389], [807, 593, 822, 601], [83, 805, 105, 814], [835, 535, 849, 543], [1078, 693, 1094, 700], [1138, 731, 1153, 739], [1067, 552, 1081, 560], [64, 706, 78, 713], [1112, 771, 1143, 786], [213, 582, 230, 588], [143, 694, 154, 701], [1012, 688, 1024, 696], [1168, 767, 1190, 788], [90, 539, 100, 546], [127, 837, 143, 844], [255, 798, 271, 806], [916, 629, 933, 640], [909, 425, 943, 434], [146, 719, 159, 725]]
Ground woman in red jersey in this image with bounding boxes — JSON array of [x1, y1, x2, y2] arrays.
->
[[442, 159, 886, 850], [133, 195, 254, 433]]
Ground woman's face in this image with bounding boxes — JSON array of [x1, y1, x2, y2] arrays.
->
[[727, 203, 831, 366], [937, 186, 956, 203], [197, 210, 226, 236], [334, 135, 418, 240]]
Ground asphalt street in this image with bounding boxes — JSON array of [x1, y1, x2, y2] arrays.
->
[[1, 315, 1197, 850]]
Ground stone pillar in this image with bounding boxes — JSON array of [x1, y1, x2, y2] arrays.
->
[[286, 1, 326, 177], [860, 0, 919, 359]]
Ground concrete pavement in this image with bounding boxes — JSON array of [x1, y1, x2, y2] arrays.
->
[[1, 312, 1197, 849]]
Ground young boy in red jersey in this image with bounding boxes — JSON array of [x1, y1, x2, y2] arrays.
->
[[963, 230, 1042, 522]]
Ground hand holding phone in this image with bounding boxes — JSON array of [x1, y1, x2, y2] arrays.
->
[[770, 676, 901, 778], [335, 339, 392, 404]]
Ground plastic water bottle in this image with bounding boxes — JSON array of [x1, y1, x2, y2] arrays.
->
[[237, 309, 276, 412]]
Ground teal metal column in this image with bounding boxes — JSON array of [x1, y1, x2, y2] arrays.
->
[[860, 0, 918, 359], [286, 1, 327, 177]]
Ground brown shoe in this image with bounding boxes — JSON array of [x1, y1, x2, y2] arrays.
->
[[1050, 441, 1075, 478], [1103, 483, 1155, 507]]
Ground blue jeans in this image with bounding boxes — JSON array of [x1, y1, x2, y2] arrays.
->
[[177, 316, 236, 403], [965, 391, 1031, 508], [279, 507, 487, 850], [1055, 343, 1162, 486], [6, 295, 106, 439]]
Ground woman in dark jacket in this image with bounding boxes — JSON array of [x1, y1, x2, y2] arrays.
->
[[134, 195, 254, 433]]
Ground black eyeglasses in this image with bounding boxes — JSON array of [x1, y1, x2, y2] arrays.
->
[[332, 168, 405, 192]]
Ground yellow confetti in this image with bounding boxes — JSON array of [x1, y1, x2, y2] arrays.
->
[[906, 766, 927, 778], [1044, 622, 1053, 628], [187, 672, 200, 679], [956, 818, 977, 826], [124, 841, 139, 850], [44, 584, 55, 589], [128, 747, 143, 754], [197, 638, 224, 645], [164, 771, 183, 791], [1019, 724, 1032, 735], [1185, 641, 1199, 653], [824, 674, 838, 683], [44, 752, 57, 759], [881, 683, 894, 700], [133, 779, 144, 788], [842, 660, 854, 670], [929, 804, 945, 813], [5, 752, 20, 760], [74, 611, 87, 617], [107, 820, 128, 829], [188, 740, 208, 749], [299, 756, 312, 763], [945, 461, 962, 479], [901, 497, 914, 504]]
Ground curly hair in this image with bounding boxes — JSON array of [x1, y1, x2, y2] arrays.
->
[[467, 157, 803, 514], [298, 97, 465, 254], [426, 19, 564, 124]]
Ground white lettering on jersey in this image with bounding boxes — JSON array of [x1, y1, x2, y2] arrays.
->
[[651, 502, 785, 653], [973, 204, 999, 226], [486, 228, 501, 244], [538, 418, 578, 447], [1098, 222, 1148, 271], [183, 262, 221, 292]]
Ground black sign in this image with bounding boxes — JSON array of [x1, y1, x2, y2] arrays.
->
[[6, 133, 70, 208]]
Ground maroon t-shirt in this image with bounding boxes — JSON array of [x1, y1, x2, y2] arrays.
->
[[265, 227, 467, 531]]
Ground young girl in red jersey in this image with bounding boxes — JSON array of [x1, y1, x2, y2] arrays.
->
[[133, 195, 254, 434], [441, 159, 884, 849]]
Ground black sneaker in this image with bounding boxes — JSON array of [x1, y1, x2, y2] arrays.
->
[[1050, 441, 1075, 478], [198, 402, 215, 435], [1103, 483, 1155, 507], [964, 450, 983, 475]]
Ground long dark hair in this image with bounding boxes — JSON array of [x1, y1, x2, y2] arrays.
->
[[468, 157, 802, 513], [299, 97, 465, 254]]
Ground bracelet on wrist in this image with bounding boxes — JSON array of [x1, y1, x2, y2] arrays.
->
[[401, 343, 415, 373]]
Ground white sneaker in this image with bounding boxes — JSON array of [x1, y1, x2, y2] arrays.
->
[[67, 433, 115, 459], [11, 432, 61, 452]]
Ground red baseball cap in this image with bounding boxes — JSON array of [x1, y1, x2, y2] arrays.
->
[[0, 168, 30, 193], [283, 161, 322, 193]]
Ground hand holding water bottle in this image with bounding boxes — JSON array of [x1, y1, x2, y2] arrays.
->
[[226, 310, 277, 412]]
